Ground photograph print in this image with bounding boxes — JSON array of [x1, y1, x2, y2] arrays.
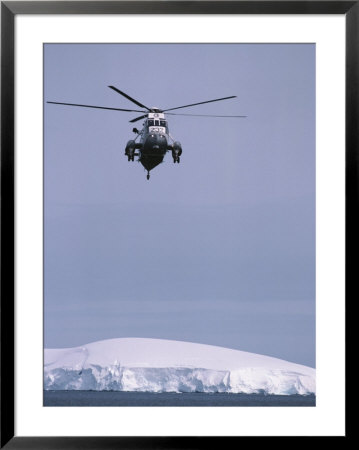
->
[[44, 43, 315, 407]]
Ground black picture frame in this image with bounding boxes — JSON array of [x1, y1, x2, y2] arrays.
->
[[1, 1, 354, 447]]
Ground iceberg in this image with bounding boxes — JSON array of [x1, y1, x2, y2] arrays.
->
[[44, 337, 315, 395]]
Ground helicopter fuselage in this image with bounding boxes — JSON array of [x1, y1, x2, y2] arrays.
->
[[139, 112, 168, 172], [125, 111, 182, 178]]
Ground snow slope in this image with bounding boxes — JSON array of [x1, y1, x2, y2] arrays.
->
[[44, 338, 315, 395]]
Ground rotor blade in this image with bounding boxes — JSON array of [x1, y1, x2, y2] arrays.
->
[[129, 114, 148, 123], [163, 95, 237, 112], [108, 86, 151, 111], [165, 112, 246, 118], [47, 101, 146, 114]]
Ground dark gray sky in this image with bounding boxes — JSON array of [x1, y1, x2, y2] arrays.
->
[[44, 44, 315, 367]]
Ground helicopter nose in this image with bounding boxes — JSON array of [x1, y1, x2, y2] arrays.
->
[[146, 133, 167, 153]]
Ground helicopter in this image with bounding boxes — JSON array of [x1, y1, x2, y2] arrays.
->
[[47, 86, 246, 180]]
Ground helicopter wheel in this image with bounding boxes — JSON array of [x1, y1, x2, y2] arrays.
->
[[147, 173, 150, 180], [177, 157, 180, 163], [127, 155, 131, 161]]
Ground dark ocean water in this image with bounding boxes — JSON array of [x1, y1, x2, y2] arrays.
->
[[44, 390, 315, 407]]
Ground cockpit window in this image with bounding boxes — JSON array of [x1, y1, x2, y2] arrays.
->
[[148, 119, 167, 129]]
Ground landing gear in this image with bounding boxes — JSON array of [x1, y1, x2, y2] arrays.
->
[[172, 142, 182, 164], [147, 172, 150, 180]]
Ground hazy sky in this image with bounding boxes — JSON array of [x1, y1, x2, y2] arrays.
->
[[44, 44, 315, 367]]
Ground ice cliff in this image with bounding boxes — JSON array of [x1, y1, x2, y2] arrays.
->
[[44, 337, 315, 395]]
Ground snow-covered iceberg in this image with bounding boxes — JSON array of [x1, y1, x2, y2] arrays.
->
[[44, 338, 315, 395]]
